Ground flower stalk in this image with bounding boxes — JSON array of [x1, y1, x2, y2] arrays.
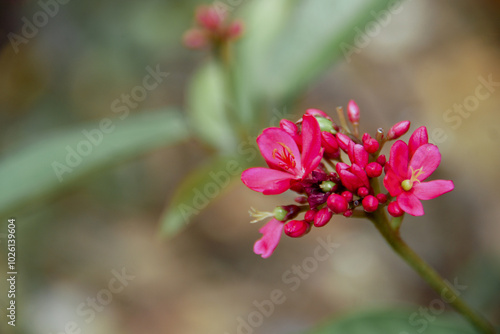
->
[[367, 196, 494, 334]]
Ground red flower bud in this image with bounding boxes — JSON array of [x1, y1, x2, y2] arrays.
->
[[314, 208, 332, 227], [376, 193, 388, 204], [341, 191, 353, 203], [336, 133, 353, 152], [347, 100, 360, 124], [227, 20, 244, 39], [376, 154, 386, 166], [284, 220, 310, 238], [321, 131, 339, 153], [196, 5, 224, 31], [365, 162, 383, 178], [182, 29, 208, 49], [294, 196, 307, 204], [357, 186, 369, 197], [327, 194, 349, 214], [343, 209, 353, 217], [363, 138, 379, 153], [362, 195, 379, 212], [388, 201, 404, 217], [304, 209, 317, 223], [387, 120, 411, 140]]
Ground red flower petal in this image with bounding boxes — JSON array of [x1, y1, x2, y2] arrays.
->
[[388, 140, 409, 179], [408, 126, 428, 159], [254, 219, 283, 258], [257, 128, 302, 175], [241, 168, 295, 195], [397, 192, 424, 216], [408, 144, 441, 181], [413, 180, 454, 200], [383, 168, 404, 197], [301, 115, 322, 176]]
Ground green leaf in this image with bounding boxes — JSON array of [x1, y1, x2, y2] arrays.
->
[[301, 308, 477, 334], [241, 0, 395, 103], [0, 109, 189, 217], [187, 61, 238, 153], [159, 154, 249, 237], [235, 0, 297, 111]]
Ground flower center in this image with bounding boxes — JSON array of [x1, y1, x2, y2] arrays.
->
[[273, 143, 296, 171], [401, 167, 424, 191]]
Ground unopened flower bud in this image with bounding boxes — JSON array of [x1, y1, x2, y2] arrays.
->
[[343, 209, 353, 217], [376, 154, 386, 166], [363, 138, 379, 153], [365, 162, 383, 178], [336, 133, 353, 152], [227, 20, 243, 39], [196, 5, 224, 31], [357, 186, 369, 197], [304, 209, 317, 223], [314, 208, 332, 227], [388, 201, 404, 217], [362, 195, 379, 212], [387, 120, 411, 140], [284, 220, 310, 238], [294, 196, 307, 204], [321, 132, 339, 153], [376, 193, 388, 204], [341, 191, 353, 203], [183, 29, 208, 49], [327, 194, 349, 214], [347, 100, 360, 124]]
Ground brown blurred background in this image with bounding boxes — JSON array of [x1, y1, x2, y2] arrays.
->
[[1, 0, 500, 333]]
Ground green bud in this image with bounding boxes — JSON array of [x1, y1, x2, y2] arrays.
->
[[315, 116, 334, 133], [273, 206, 288, 221], [401, 179, 413, 191], [320, 181, 335, 192]]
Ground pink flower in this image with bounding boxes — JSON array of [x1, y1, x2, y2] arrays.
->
[[253, 219, 283, 258], [241, 115, 322, 195], [384, 139, 454, 216]]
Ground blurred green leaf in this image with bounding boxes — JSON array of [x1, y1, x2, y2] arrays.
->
[[241, 0, 394, 104], [302, 308, 477, 334], [235, 0, 297, 124], [187, 61, 238, 152], [0, 109, 189, 217], [159, 154, 249, 237]]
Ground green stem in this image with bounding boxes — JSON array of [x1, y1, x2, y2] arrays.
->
[[368, 207, 495, 333]]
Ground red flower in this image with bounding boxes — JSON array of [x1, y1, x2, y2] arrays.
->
[[253, 219, 283, 258], [241, 115, 322, 195], [384, 135, 454, 216]]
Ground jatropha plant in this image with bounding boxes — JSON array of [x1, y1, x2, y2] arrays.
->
[[241, 101, 495, 333]]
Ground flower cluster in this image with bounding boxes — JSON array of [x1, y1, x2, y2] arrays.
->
[[182, 5, 243, 50], [241, 101, 454, 258]]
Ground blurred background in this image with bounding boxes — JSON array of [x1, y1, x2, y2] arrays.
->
[[1, 0, 500, 333]]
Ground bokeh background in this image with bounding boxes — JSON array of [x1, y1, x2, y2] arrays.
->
[[1, 0, 500, 333]]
